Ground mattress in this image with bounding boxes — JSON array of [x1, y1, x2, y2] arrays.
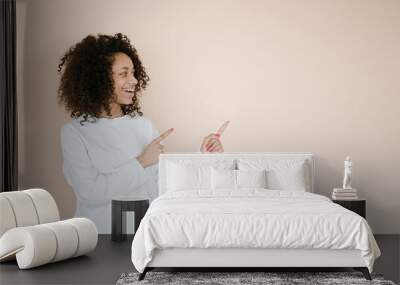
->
[[131, 189, 380, 273]]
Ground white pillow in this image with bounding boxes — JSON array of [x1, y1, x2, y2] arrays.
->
[[167, 162, 211, 191], [166, 159, 236, 192], [211, 168, 267, 190], [267, 165, 306, 191], [211, 168, 236, 190], [238, 159, 308, 191], [237, 169, 267, 188]]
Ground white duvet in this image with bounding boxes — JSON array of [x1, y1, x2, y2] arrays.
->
[[131, 189, 380, 273]]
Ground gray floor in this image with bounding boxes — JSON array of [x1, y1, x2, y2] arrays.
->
[[0, 235, 399, 285]]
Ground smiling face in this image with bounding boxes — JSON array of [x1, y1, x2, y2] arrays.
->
[[111, 52, 138, 106]]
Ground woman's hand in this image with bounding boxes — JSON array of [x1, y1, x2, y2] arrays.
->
[[200, 134, 223, 153], [200, 121, 229, 153], [137, 128, 174, 167]]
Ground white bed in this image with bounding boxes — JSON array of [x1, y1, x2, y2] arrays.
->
[[131, 152, 380, 280]]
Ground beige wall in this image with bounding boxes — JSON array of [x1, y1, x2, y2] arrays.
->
[[17, 0, 400, 233]]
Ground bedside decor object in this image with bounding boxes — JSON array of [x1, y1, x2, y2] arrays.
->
[[332, 188, 359, 200], [0, 189, 98, 269], [112, 196, 149, 242], [332, 156, 358, 200], [332, 199, 366, 219], [343, 156, 353, 189]]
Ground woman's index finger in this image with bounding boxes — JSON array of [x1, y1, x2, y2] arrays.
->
[[215, 120, 230, 136], [153, 128, 174, 143]]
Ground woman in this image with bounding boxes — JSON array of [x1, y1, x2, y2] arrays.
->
[[58, 33, 226, 233]]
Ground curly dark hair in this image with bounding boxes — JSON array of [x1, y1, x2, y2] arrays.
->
[[57, 33, 150, 124]]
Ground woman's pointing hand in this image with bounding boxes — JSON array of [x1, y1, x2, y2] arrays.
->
[[137, 128, 174, 167], [200, 121, 229, 153]]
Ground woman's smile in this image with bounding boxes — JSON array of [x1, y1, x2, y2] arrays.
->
[[121, 87, 134, 103]]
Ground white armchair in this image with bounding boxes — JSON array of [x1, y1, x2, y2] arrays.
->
[[0, 188, 98, 269]]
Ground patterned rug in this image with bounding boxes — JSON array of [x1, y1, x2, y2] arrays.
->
[[116, 271, 396, 285]]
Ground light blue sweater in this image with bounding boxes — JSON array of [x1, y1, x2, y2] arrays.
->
[[60, 115, 159, 234]]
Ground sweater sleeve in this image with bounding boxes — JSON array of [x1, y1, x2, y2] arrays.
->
[[60, 124, 151, 207], [143, 120, 160, 198]]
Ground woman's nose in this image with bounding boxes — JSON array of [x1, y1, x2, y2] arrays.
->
[[130, 74, 138, 85]]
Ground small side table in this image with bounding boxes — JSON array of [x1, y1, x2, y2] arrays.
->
[[332, 199, 366, 219], [111, 196, 149, 242]]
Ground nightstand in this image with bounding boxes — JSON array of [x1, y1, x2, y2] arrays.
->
[[332, 199, 366, 218], [111, 196, 149, 242]]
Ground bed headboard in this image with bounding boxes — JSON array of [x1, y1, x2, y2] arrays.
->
[[158, 152, 315, 195]]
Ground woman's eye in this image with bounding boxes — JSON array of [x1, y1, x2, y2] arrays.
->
[[118, 71, 134, 77]]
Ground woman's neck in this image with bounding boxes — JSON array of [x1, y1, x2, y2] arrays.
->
[[99, 103, 124, 118]]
